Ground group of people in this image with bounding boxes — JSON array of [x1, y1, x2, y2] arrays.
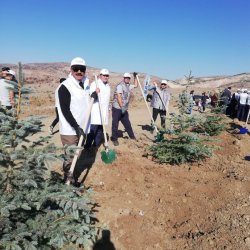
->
[[49, 57, 171, 180], [189, 90, 211, 114], [0, 67, 17, 109], [188, 86, 250, 123], [0, 58, 170, 182], [222, 87, 250, 122]]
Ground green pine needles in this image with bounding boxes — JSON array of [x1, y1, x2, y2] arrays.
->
[[150, 133, 213, 164], [0, 64, 98, 249], [192, 115, 225, 136]]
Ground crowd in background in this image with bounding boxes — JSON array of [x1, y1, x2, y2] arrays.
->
[[188, 86, 250, 123]]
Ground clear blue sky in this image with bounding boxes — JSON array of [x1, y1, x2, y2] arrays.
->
[[1, 0, 250, 80]]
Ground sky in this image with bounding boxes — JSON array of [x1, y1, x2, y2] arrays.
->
[[1, 0, 250, 80]]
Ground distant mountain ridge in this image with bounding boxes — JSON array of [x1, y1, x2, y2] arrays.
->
[[1, 63, 250, 89]]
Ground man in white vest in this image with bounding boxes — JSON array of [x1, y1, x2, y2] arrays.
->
[[57, 57, 98, 180], [85, 69, 111, 149]]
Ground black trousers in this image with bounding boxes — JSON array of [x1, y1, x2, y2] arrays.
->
[[152, 108, 166, 128], [111, 107, 135, 141], [85, 124, 104, 148]]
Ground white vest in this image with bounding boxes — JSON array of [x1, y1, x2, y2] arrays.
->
[[57, 75, 91, 135], [0, 79, 13, 106], [90, 79, 110, 125]]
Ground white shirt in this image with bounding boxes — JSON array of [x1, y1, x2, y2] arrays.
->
[[239, 93, 248, 105], [57, 74, 91, 135], [247, 94, 250, 105], [90, 78, 111, 125], [0, 79, 14, 106]]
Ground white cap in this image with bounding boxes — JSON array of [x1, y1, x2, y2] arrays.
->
[[7, 70, 16, 76], [123, 72, 131, 78], [70, 57, 86, 66], [161, 80, 167, 84], [100, 69, 109, 75]]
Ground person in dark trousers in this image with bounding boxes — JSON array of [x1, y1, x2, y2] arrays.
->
[[237, 89, 248, 121], [148, 80, 170, 130], [201, 92, 208, 112], [49, 78, 66, 135], [220, 87, 232, 115], [85, 69, 111, 149], [111, 72, 138, 146], [57, 57, 98, 181]]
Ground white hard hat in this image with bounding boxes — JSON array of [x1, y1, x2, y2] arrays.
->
[[7, 69, 15, 77], [161, 80, 168, 84], [100, 69, 109, 75], [123, 72, 131, 78], [70, 57, 86, 66]]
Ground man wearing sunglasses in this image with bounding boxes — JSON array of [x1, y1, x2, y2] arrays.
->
[[57, 57, 98, 181]]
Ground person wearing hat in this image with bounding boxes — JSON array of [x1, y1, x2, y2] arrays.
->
[[0, 67, 10, 79], [85, 69, 111, 148], [0, 69, 16, 109], [148, 79, 171, 130], [237, 89, 248, 121], [111, 72, 138, 146], [57, 57, 98, 181]]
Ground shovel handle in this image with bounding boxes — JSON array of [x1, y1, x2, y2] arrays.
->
[[66, 97, 95, 185], [136, 75, 158, 133], [245, 109, 250, 126], [94, 75, 109, 149]]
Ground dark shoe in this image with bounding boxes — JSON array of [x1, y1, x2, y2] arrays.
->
[[113, 140, 119, 146]]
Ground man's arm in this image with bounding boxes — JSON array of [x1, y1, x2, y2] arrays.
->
[[117, 93, 123, 108], [133, 72, 138, 88], [58, 85, 78, 128]]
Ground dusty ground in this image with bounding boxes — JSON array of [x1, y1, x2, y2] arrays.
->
[[21, 82, 250, 250]]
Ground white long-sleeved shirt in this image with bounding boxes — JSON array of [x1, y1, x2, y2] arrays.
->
[[239, 92, 248, 105], [90, 78, 111, 125]]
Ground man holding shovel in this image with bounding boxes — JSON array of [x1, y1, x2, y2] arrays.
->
[[148, 80, 170, 130], [57, 57, 98, 181], [85, 69, 111, 149], [111, 72, 138, 146]]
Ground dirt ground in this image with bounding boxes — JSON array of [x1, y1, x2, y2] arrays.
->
[[22, 84, 250, 250]]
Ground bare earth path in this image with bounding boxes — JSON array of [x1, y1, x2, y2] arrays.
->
[[24, 92, 250, 250]]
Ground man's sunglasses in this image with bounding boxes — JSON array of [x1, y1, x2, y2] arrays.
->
[[71, 65, 86, 73]]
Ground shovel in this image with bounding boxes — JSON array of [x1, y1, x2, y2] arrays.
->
[[136, 75, 166, 142], [245, 109, 250, 126], [66, 97, 94, 185], [94, 75, 116, 164], [136, 75, 159, 134]]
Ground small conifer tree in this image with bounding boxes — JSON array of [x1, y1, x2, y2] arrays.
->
[[0, 64, 98, 249]]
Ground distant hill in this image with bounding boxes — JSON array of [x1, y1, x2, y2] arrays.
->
[[1, 63, 250, 90]]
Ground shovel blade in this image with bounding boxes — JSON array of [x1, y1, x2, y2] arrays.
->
[[101, 149, 117, 164]]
